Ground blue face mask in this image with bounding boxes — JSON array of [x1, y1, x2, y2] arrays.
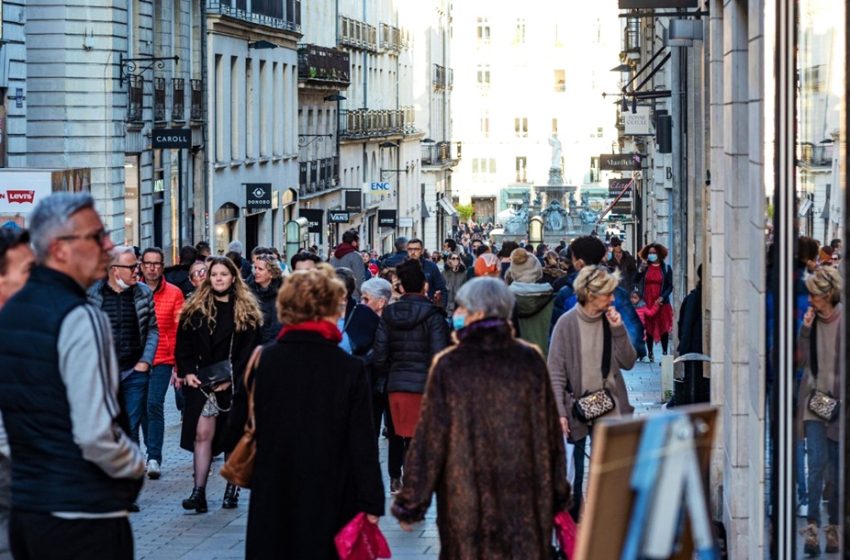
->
[[607, 252, 613, 261], [452, 313, 467, 331], [648, 253, 658, 263]]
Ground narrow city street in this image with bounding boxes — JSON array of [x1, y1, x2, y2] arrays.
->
[[132, 361, 663, 559]]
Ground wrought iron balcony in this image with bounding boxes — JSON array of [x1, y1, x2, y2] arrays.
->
[[154, 77, 167, 122], [339, 108, 413, 139], [172, 78, 185, 122], [127, 75, 144, 123], [339, 16, 378, 52], [298, 44, 351, 88], [380, 23, 401, 53], [421, 141, 461, 166], [299, 156, 340, 196], [190, 79, 204, 122], [207, 0, 300, 33], [432, 65, 453, 90]]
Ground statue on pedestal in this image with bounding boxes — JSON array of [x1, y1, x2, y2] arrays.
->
[[548, 134, 564, 186]]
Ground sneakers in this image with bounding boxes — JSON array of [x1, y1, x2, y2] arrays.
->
[[390, 478, 403, 495], [825, 524, 839, 553], [796, 502, 808, 518], [801, 522, 819, 557], [146, 459, 161, 480]]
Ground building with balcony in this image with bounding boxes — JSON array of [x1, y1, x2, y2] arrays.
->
[[206, 0, 301, 255]]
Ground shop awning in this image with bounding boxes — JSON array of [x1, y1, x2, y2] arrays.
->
[[438, 197, 458, 216]]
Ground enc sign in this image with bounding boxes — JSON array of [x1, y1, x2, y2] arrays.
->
[[377, 210, 397, 229], [245, 183, 272, 210], [364, 182, 392, 193], [152, 128, 191, 149], [599, 153, 642, 171], [328, 211, 351, 224]]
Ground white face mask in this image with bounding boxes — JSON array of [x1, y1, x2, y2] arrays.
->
[[116, 278, 130, 290]]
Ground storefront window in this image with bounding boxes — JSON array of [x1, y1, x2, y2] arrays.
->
[[124, 155, 140, 247]]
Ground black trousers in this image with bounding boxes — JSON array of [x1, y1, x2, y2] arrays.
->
[[10, 510, 133, 560]]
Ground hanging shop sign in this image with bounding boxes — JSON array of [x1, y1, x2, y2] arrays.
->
[[377, 209, 397, 229], [328, 210, 351, 224], [345, 189, 362, 213], [624, 106, 653, 136], [299, 209, 324, 233], [600, 153, 642, 171], [245, 183, 272, 210], [151, 128, 191, 149]]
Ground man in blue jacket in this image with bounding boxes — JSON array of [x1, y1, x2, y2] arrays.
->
[[550, 236, 645, 359]]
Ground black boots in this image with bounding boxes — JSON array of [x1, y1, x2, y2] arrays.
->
[[182, 486, 208, 513], [222, 483, 240, 509]]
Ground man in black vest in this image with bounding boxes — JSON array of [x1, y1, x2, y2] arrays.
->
[[0, 193, 145, 559]]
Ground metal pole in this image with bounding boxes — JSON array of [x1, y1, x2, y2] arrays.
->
[[178, 148, 183, 248]]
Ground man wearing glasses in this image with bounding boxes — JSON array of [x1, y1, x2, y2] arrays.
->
[[0, 193, 145, 559], [139, 247, 184, 480], [87, 245, 159, 509]]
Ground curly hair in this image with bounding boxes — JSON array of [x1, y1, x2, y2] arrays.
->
[[254, 254, 283, 281], [638, 242, 669, 262], [277, 263, 346, 325], [180, 256, 263, 332]]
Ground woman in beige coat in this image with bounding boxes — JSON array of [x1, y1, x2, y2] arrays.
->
[[547, 265, 637, 519]]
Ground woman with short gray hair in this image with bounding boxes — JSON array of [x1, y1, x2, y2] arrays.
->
[[392, 277, 570, 555], [360, 277, 392, 316]]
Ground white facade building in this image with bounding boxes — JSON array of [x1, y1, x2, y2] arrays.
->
[[206, 0, 300, 256], [450, 1, 620, 223]]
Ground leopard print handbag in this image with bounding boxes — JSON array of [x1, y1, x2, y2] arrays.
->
[[573, 387, 615, 422]]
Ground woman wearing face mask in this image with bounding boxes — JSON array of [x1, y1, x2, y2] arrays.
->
[[634, 243, 674, 362], [548, 265, 637, 520], [175, 256, 262, 513], [442, 252, 467, 314]]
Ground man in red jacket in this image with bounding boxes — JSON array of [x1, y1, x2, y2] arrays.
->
[[140, 247, 184, 479]]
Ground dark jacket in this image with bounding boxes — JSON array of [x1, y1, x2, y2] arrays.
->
[[381, 250, 408, 269], [250, 278, 283, 344], [677, 284, 702, 355], [88, 280, 159, 368], [443, 263, 468, 313], [392, 320, 569, 557], [371, 295, 450, 394], [164, 263, 194, 297], [343, 303, 381, 357], [607, 251, 638, 292], [635, 262, 674, 304], [246, 330, 384, 559], [419, 258, 447, 306], [0, 267, 143, 513]]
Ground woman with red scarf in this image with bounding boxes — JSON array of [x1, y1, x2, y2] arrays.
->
[[244, 264, 384, 559], [634, 243, 674, 362]]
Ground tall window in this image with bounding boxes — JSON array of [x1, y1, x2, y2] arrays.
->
[[514, 117, 528, 138], [515, 156, 527, 183], [480, 113, 490, 137], [476, 17, 490, 44], [477, 65, 491, 87], [515, 18, 526, 44], [554, 69, 566, 92]]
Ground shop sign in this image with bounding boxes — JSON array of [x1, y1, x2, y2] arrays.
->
[[328, 211, 350, 224], [378, 209, 397, 229], [299, 209, 323, 233], [345, 189, 362, 213], [152, 128, 191, 149], [363, 181, 392, 193], [245, 183, 271, 210], [624, 106, 653, 136], [398, 217, 414, 228], [608, 179, 633, 198], [599, 153, 642, 171], [0, 171, 54, 217]]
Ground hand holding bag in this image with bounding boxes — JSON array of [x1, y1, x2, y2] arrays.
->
[[806, 321, 841, 422], [573, 315, 615, 422], [221, 345, 263, 488], [334, 512, 391, 560]]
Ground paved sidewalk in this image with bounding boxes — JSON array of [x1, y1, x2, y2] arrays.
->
[[133, 359, 663, 559]]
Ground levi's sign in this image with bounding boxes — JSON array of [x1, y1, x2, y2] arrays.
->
[[152, 128, 191, 149]]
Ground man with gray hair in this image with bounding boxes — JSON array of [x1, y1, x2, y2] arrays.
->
[[88, 246, 159, 463], [381, 236, 409, 269], [0, 193, 145, 559]]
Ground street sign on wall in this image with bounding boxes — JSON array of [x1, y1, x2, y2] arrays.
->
[[378, 209, 397, 228], [599, 153, 642, 171], [299, 209, 323, 233], [245, 183, 271, 210], [152, 128, 191, 149]]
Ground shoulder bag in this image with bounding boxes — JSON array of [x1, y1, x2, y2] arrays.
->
[[806, 321, 840, 422], [197, 335, 234, 413], [221, 345, 263, 488], [573, 315, 615, 422]]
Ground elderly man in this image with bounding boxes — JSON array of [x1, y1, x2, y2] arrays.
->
[[0, 193, 145, 559], [88, 246, 159, 452]]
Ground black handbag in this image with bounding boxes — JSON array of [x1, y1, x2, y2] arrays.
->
[[573, 315, 615, 423], [197, 335, 234, 389]]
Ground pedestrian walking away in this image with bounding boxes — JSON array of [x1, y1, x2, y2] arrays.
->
[[175, 256, 262, 513], [548, 265, 637, 520], [506, 248, 555, 355], [0, 193, 145, 560], [329, 229, 366, 299], [139, 247, 185, 480], [393, 277, 571, 558]]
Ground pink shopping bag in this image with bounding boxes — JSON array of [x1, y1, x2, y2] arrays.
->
[[334, 512, 392, 560]]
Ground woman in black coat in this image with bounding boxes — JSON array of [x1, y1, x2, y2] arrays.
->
[[245, 265, 384, 559], [175, 256, 262, 513], [248, 254, 283, 343]]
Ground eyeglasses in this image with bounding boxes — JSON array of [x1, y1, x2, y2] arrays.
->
[[57, 228, 109, 247], [448, 256, 459, 261], [112, 263, 139, 271], [408, 246, 423, 252], [190, 269, 207, 278], [141, 261, 163, 268]]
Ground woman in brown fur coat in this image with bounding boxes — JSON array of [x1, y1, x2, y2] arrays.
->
[[392, 277, 570, 559]]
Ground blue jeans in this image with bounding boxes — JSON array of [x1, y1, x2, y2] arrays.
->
[[119, 369, 149, 446], [804, 420, 839, 525], [140, 365, 172, 463]]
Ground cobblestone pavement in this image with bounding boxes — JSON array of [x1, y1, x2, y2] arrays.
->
[[133, 359, 664, 559]]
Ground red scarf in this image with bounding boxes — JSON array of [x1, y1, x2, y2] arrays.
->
[[277, 320, 342, 343]]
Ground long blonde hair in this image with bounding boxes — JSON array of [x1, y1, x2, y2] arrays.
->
[[180, 256, 263, 332]]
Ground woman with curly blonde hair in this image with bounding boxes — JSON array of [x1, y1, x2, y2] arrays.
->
[[245, 265, 384, 558], [175, 256, 262, 513]]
